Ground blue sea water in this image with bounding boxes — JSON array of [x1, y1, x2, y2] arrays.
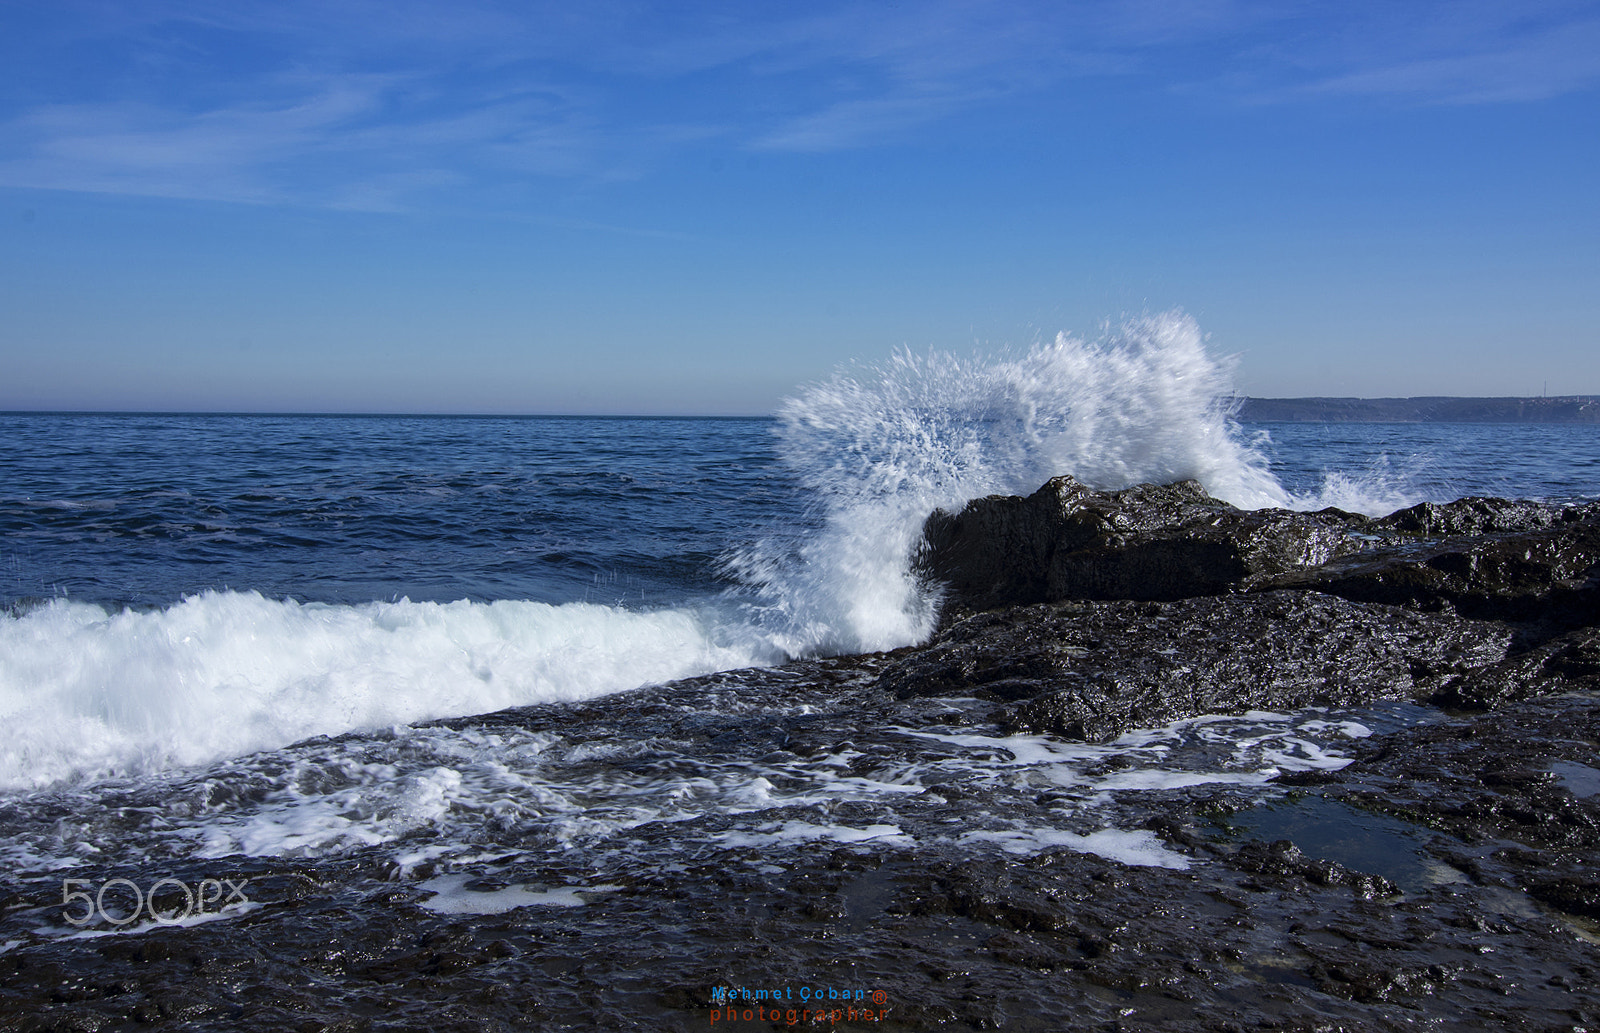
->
[[1251, 420, 1600, 512], [0, 413, 792, 611], [4, 414, 1596, 615]]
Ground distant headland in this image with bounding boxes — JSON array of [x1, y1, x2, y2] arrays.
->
[[1239, 396, 1600, 424]]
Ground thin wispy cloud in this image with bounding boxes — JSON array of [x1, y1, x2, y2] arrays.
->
[[1306, 15, 1600, 104], [2, 0, 1596, 210], [1195, 0, 1600, 105], [754, 89, 998, 154], [3, 74, 414, 205]]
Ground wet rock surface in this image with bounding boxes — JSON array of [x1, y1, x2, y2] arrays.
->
[[877, 592, 1512, 741], [4, 481, 1600, 1031], [921, 476, 1369, 610], [1263, 520, 1600, 626]]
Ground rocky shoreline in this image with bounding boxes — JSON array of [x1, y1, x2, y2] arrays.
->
[[2, 479, 1598, 1032]]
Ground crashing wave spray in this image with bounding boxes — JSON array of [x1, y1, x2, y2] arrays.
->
[[0, 312, 1285, 790], [729, 312, 1287, 656]]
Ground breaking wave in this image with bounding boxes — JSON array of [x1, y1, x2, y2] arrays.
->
[[3, 311, 1333, 789], [728, 311, 1285, 655], [0, 592, 778, 790]]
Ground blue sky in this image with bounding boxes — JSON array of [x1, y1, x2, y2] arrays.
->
[[2, 0, 1597, 414]]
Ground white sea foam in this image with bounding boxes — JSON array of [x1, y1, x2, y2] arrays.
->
[[0, 688, 1386, 892], [0, 592, 777, 790], [1288, 459, 1429, 516], [718, 821, 915, 850], [959, 828, 1192, 869], [416, 875, 618, 915]]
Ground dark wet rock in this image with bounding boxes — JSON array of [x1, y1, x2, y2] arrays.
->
[[1428, 625, 1600, 709], [1291, 690, 1600, 912], [1262, 517, 1600, 625], [878, 591, 1510, 740], [922, 478, 1600, 639], [1528, 876, 1600, 920], [1375, 496, 1599, 537], [920, 475, 1367, 611], [908, 478, 1600, 739], [1231, 838, 1399, 899], [1303, 955, 1453, 1005]]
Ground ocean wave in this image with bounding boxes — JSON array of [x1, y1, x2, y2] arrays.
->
[[4, 312, 1420, 789], [0, 591, 777, 791]]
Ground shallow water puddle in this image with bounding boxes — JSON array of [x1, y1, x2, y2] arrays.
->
[[1549, 760, 1600, 798], [1220, 794, 1465, 895]]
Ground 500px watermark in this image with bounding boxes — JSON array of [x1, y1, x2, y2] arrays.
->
[[61, 877, 250, 927]]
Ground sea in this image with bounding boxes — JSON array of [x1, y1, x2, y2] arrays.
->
[[2, 314, 1597, 940]]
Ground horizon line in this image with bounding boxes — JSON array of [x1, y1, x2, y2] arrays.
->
[[0, 409, 776, 420], [4, 393, 1599, 420]]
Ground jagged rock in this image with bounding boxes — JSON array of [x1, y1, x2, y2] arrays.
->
[[1528, 876, 1600, 919], [919, 476, 1368, 611], [1231, 839, 1399, 899], [1261, 519, 1600, 625], [1429, 626, 1600, 709], [903, 479, 1600, 738], [876, 592, 1511, 741], [920, 478, 1600, 635], [1374, 497, 1578, 536]]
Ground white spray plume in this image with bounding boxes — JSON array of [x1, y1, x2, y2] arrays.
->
[[728, 312, 1286, 656]]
